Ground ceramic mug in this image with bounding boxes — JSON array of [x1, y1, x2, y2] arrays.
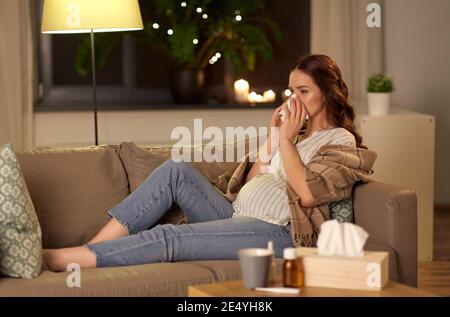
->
[[238, 248, 273, 289]]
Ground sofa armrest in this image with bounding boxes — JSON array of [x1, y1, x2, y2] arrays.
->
[[353, 181, 418, 287]]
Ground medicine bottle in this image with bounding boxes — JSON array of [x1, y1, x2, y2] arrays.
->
[[282, 248, 304, 288]]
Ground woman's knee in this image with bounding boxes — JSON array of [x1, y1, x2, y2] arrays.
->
[[160, 159, 195, 176], [140, 224, 178, 261]]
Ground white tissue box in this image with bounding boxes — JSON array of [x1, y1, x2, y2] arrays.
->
[[296, 247, 389, 291]]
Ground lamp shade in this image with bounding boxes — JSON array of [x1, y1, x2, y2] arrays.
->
[[41, 0, 143, 34]]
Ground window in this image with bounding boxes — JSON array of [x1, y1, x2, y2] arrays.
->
[[36, 0, 310, 110], [242, 0, 311, 92]]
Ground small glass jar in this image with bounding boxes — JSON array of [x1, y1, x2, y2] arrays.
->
[[282, 248, 304, 288]]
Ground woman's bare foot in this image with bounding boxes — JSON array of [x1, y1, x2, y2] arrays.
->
[[42, 218, 128, 271], [88, 218, 129, 244], [43, 246, 97, 272]]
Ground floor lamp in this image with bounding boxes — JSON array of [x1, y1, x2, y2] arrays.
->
[[41, 0, 143, 146]]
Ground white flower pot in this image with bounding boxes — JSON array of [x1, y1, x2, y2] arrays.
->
[[367, 93, 391, 116]]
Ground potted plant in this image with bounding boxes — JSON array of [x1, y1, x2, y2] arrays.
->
[[74, 0, 281, 104], [141, 0, 281, 104], [366, 73, 395, 116]]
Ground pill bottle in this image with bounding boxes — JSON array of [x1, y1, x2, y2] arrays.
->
[[282, 248, 304, 288]]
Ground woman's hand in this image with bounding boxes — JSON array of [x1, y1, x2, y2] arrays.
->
[[280, 95, 308, 144], [270, 104, 284, 128], [246, 105, 285, 182], [260, 103, 283, 160]]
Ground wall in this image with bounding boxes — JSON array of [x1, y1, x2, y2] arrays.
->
[[34, 108, 274, 148], [385, 0, 450, 205]]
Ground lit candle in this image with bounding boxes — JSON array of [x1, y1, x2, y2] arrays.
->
[[248, 92, 265, 104], [234, 79, 249, 103], [263, 90, 276, 103], [248, 91, 258, 103]]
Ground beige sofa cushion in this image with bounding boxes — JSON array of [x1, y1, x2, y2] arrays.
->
[[0, 262, 216, 296], [118, 142, 172, 192], [16, 146, 129, 249], [118, 141, 248, 192]]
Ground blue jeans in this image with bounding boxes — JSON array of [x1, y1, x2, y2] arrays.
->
[[86, 160, 294, 267]]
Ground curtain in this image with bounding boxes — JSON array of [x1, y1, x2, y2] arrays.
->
[[0, 0, 36, 151], [310, 0, 384, 103]]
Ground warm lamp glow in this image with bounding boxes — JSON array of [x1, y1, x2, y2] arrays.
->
[[41, 0, 143, 34]]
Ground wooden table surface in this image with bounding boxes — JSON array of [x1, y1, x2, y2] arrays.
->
[[188, 280, 436, 297]]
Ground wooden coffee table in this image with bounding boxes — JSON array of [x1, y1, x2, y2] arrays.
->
[[188, 280, 434, 297]]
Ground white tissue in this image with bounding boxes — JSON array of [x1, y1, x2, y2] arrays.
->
[[279, 95, 309, 122], [279, 97, 293, 122], [317, 220, 369, 257]]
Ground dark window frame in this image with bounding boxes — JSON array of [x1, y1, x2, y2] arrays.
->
[[35, 0, 310, 111]]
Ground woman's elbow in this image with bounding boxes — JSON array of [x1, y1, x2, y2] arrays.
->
[[300, 197, 319, 208], [289, 182, 318, 207]]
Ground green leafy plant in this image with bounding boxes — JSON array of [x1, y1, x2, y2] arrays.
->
[[367, 73, 395, 93], [75, 0, 282, 76]]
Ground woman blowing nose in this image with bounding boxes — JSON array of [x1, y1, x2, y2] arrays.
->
[[43, 54, 376, 271]]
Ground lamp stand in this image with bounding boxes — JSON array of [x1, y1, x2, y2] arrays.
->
[[90, 29, 99, 146]]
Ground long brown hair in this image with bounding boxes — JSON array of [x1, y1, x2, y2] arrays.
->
[[291, 54, 367, 149]]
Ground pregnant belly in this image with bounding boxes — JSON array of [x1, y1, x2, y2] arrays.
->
[[233, 173, 289, 219]]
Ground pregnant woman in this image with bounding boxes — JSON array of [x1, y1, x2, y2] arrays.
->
[[44, 54, 370, 271]]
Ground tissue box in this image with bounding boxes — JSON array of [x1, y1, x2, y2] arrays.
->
[[296, 247, 389, 291]]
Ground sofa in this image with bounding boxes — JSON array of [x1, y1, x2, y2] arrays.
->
[[0, 142, 418, 296]]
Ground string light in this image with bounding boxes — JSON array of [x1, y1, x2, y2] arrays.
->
[[284, 89, 292, 97], [150, 5, 248, 68], [209, 52, 222, 65]]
